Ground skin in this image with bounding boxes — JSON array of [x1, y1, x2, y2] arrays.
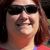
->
[[5, 0, 40, 50]]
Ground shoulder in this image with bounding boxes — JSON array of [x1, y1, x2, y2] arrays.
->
[[37, 44, 50, 50]]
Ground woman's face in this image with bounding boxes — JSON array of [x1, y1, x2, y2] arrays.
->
[[6, 0, 39, 37]]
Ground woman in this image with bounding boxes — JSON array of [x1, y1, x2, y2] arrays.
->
[[0, 0, 50, 50]]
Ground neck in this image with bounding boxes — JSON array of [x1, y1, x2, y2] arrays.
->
[[7, 34, 35, 50]]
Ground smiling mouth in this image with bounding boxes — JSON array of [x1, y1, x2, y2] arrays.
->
[[16, 23, 32, 27]]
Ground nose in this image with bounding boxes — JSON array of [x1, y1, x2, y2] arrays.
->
[[19, 11, 29, 20]]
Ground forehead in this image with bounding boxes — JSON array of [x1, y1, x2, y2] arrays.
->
[[11, 0, 36, 5]]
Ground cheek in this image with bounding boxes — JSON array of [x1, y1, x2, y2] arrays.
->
[[30, 12, 39, 24], [6, 16, 15, 28], [6, 13, 20, 25], [6, 13, 20, 33], [30, 12, 39, 34], [33, 13, 39, 27]]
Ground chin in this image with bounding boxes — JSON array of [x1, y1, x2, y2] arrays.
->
[[17, 27, 33, 35]]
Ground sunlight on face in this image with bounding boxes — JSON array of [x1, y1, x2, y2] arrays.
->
[[6, 0, 39, 38]]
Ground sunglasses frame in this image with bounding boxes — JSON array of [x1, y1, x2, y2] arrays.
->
[[7, 4, 39, 15]]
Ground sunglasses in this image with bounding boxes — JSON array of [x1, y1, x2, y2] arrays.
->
[[7, 5, 39, 15]]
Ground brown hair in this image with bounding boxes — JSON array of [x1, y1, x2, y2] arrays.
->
[[0, 0, 49, 46]]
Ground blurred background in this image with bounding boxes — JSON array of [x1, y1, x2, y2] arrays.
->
[[41, 0, 50, 47]]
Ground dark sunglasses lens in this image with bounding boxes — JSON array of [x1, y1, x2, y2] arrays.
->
[[26, 5, 38, 14], [8, 6, 22, 15]]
